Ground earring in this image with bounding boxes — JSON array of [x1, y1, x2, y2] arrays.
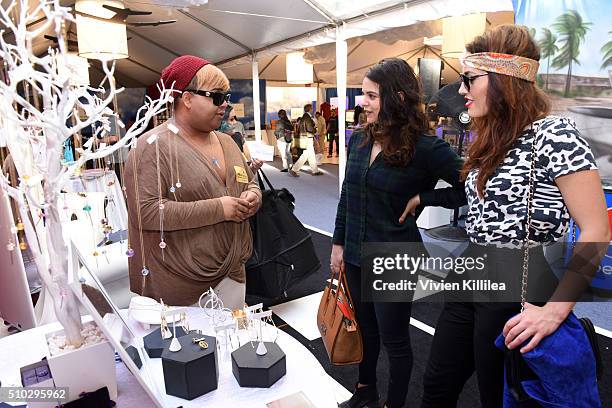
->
[[161, 314, 171, 339], [265, 314, 279, 344], [180, 312, 189, 333], [232, 308, 248, 330]]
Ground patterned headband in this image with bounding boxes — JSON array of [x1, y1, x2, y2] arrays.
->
[[460, 52, 539, 83]]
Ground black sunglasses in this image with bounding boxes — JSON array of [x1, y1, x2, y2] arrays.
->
[[459, 73, 488, 91], [183, 89, 231, 106]]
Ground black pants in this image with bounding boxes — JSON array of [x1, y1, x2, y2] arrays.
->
[[345, 262, 413, 408], [421, 301, 520, 407], [421, 244, 556, 407], [328, 132, 339, 155]]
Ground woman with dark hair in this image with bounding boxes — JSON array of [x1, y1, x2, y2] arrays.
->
[[419, 25, 608, 407], [332, 58, 466, 408]]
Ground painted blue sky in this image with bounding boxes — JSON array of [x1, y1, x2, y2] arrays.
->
[[513, 0, 611, 78]]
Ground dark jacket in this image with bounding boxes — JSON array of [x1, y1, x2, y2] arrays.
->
[[298, 112, 316, 135], [333, 130, 466, 266], [275, 117, 293, 142]]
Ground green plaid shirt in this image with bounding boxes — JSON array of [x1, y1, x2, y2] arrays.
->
[[333, 130, 466, 266]]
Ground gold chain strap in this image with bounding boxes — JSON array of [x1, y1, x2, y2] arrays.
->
[[520, 127, 538, 312]]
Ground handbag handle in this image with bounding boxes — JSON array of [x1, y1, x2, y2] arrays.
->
[[326, 265, 357, 320], [520, 126, 538, 311], [256, 168, 280, 199]]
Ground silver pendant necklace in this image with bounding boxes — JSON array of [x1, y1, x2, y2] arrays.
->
[[168, 121, 221, 170]]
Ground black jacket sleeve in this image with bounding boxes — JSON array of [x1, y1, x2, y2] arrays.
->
[[419, 138, 467, 209]]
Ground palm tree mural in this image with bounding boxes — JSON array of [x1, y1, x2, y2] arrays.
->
[[551, 10, 592, 97], [601, 31, 612, 69], [538, 28, 558, 90], [527, 27, 537, 39]]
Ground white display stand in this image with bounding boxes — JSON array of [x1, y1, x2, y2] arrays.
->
[[44, 322, 117, 402], [416, 180, 454, 229]]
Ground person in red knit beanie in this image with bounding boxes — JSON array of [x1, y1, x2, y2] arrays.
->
[[124, 56, 262, 309]]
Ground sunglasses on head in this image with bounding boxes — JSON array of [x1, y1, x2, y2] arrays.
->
[[184, 89, 231, 106], [459, 73, 488, 91]]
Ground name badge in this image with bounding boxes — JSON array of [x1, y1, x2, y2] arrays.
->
[[234, 166, 248, 183]]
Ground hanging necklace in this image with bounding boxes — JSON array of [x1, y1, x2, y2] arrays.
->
[[154, 136, 166, 259], [173, 133, 181, 189], [128, 138, 149, 292], [166, 123, 179, 195], [206, 131, 222, 169], [2, 150, 17, 253], [168, 124, 181, 194]]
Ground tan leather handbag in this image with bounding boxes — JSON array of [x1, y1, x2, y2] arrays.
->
[[317, 267, 363, 365]]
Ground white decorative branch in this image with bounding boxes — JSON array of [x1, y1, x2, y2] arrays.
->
[[0, 0, 175, 346]]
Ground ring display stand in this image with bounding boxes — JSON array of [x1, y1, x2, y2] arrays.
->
[[231, 342, 286, 388], [162, 333, 219, 400], [143, 326, 188, 358]]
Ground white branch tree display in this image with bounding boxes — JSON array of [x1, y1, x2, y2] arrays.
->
[[0, 0, 174, 346]]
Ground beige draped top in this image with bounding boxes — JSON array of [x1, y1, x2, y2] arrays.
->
[[124, 123, 261, 305]]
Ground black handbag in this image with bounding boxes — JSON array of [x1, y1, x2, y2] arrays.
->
[[505, 129, 603, 403], [245, 169, 320, 300]]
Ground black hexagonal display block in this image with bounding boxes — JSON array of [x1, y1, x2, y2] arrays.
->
[[231, 342, 286, 388], [143, 326, 188, 358], [161, 333, 218, 400]]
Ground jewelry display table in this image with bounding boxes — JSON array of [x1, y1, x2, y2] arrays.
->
[[0, 308, 350, 407]]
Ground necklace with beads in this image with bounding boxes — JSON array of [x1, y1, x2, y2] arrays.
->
[[126, 137, 149, 292]]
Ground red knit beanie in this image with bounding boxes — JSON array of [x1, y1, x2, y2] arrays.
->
[[160, 55, 209, 93]]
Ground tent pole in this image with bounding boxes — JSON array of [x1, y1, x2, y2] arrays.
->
[[336, 23, 348, 194], [251, 55, 262, 142]]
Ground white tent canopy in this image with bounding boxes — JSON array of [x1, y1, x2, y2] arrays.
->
[[17, 0, 514, 87], [221, 10, 514, 87], [17, 0, 514, 188]]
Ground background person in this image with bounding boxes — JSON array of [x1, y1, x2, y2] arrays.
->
[[327, 109, 339, 157], [332, 58, 466, 408], [315, 111, 327, 154], [274, 109, 296, 176], [228, 111, 245, 137], [219, 105, 262, 173], [291, 104, 321, 176]]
